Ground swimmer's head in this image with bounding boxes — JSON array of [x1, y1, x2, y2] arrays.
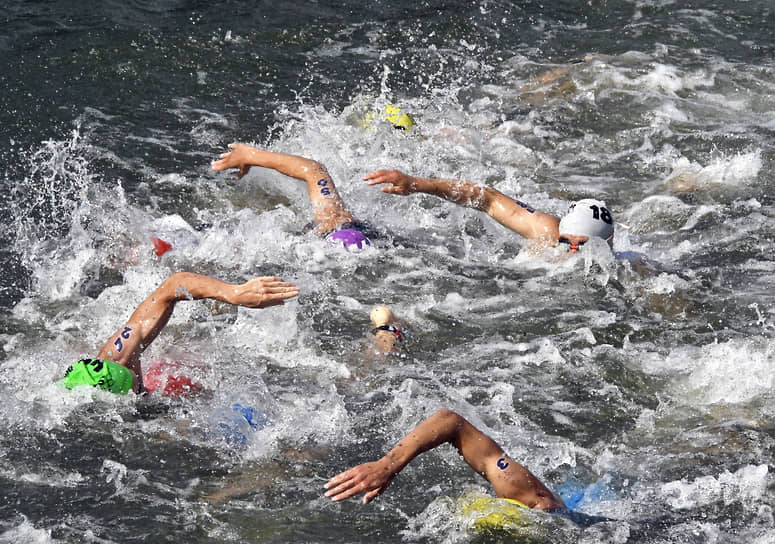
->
[[370, 306, 395, 327], [361, 104, 416, 132], [61, 358, 133, 395], [380, 105, 416, 132], [327, 228, 372, 253], [558, 199, 614, 248], [151, 237, 173, 257]]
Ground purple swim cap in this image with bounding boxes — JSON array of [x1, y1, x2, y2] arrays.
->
[[327, 228, 372, 252]]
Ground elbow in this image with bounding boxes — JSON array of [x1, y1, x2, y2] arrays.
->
[[432, 409, 467, 448], [478, 187, 502, 211], [305, 160, 329, 181], [159, 271, 197, 299], [434, 408, 464, 426], [164, 271, 195, 285]]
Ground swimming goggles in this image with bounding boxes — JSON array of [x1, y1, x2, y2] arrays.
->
[[557, 236, 586, 251]]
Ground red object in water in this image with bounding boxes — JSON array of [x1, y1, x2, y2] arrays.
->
[[151, 237, 173, 257], [143, 360, 203, 397]]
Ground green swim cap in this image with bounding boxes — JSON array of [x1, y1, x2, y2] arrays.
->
[[62, 359, 134, 395]]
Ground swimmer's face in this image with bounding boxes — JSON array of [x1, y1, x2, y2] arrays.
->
[[556, 234, 589, 253]]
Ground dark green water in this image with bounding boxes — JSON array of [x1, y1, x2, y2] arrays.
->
[[1, 1, 775, 542]]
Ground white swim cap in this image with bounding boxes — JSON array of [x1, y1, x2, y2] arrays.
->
[[558, 199, 615, 243]]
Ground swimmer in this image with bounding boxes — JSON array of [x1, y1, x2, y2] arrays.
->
[[61, 272, 299, 394], [364, 170, 614, 254], [361, 104, 416, 132], [325, 408, 565, 511], [212, 144, 372, 252], [368, 305, 405, 355], [518, 55, 607, 106]]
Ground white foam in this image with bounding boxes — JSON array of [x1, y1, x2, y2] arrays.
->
[[624, 195, 695, 234], [662, 464, 769, 510], [0, 518, 53, 544], [664, 150, 763, 188], [642, 338, 775, 405]]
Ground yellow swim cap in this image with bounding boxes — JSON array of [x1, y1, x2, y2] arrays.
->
[[361, 104, 416, 132], [458, 494, 531, 533], [380, 104, 416, 132]]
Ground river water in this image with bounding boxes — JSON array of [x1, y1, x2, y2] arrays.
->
[[1, 1, 774, 542]]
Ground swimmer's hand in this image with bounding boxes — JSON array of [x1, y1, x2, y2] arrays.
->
[[212, 143, 256, 180], [364, 169, 416, 196], [324, 457, 396, 504], [232, 277, 300, 308]]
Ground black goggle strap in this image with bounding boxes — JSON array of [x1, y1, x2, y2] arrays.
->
[[371, 325, 403, 342]]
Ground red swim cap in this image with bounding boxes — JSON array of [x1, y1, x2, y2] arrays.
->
[[151, 237, 173, 257], [144, 360, 203, 397]]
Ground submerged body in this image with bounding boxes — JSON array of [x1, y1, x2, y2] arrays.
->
[[62, 272, 299, 394], [325, 409, 565, 511]]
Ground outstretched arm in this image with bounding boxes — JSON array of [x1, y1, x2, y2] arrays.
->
[[324, 408, 563, 510], [213, 143, 354, 234], [96, 272, 299, 392], [364, 169, 560, 243]]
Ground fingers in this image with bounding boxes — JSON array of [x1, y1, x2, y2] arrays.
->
[[242, 278, 300, 308], [324, 468, 353, 491], [363, 488, 381, 504], [324, 468, 367, 502], [211, 144, 241, 173], [254, 280, 300, 299], [263, 291, 298, 303], [272, 289, 300, 300], [363, 170, 393, 185], [324, 478, 357, 502], [324, 476, 382, 504], [211, 157, 232, 172], [252, 277, 299, 289], [364, 170, 411, 196]]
